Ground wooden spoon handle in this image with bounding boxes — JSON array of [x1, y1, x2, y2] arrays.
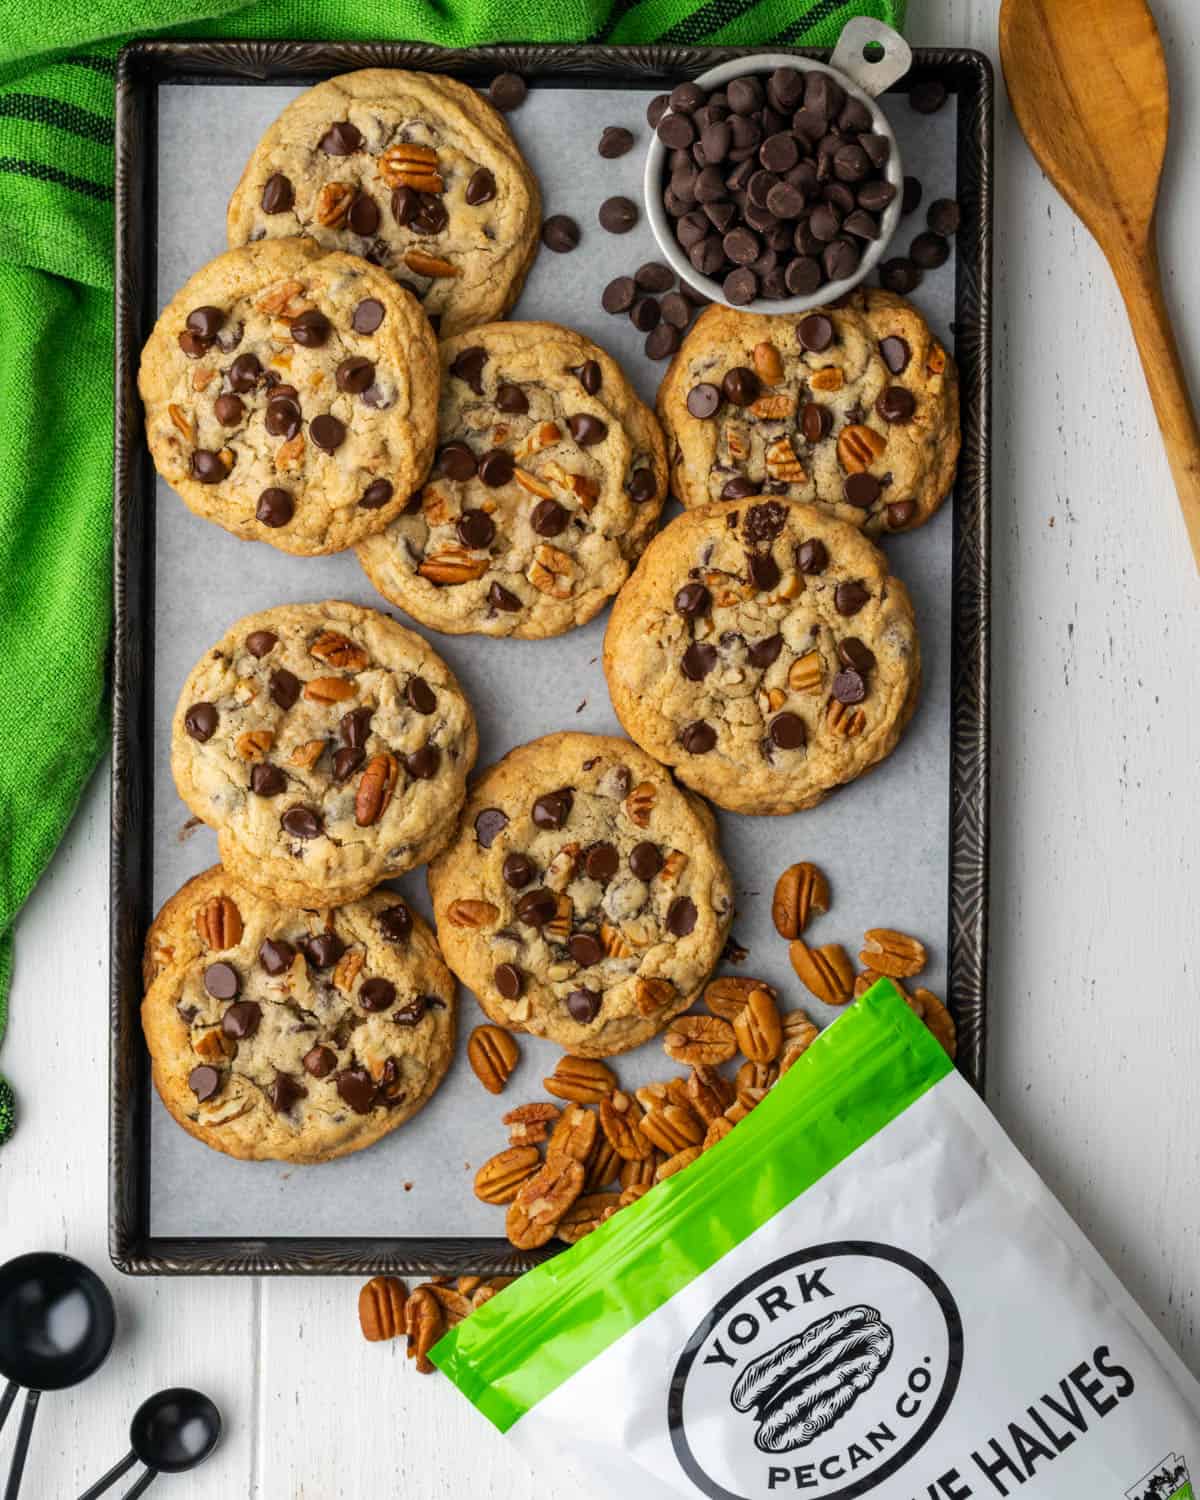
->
[[1112, 237, 1200, 571]]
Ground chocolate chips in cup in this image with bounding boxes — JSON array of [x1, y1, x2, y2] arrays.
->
[[656, 66, 897, 305]]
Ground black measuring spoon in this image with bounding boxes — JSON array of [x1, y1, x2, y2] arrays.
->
[[0, 1252, 117, 1500], [78, 1387, 221, 1499]]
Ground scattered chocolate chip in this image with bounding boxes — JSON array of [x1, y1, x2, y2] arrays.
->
[[303, 1046, 336, 1079], [494, 963, 524, 999], [437, 440, 478, 482], [679, 720, 716, 754], [722, 367, 760, 406], [478, 448, 515, 487], [927, 197, 960, 236], [188, 1065, 222, 1102], [264, 395, 301, 439], [391, 186, 419, 226], [798, 312, 835, 352], [495, 382, 528, 415], [801, 401, 832, 443], [600, 195, 638, 233], [648, 94, 670, 128], [490, 72, 527, 111], [378, 904, 412, 944], [261, 173, 293, 213], [466, 167, 497, 205], [879, 336, 911, 374], [748, 552, 780, 591], [245, 630, 277, 658], [250, 763, 286, 797], [602, 275, 637, 314], [570, 359, 602, 395], [901, 176, 923, 216], [184, 702, 217, 742], [910, 231, 950, 269], [877, 386, 916, 424], [630, 295, 661, 332], [290, 309, 331, 347], [568, 413, 607, 446], [267, 1072, 307, 1114], [258, 938, 296, 976], [222, 999, 262, 1040], [887, 499, 918, 528], [214, 393, 244, 427], [835, 581, 869, 616], [503, 852, 535, 889], [566, 988, 601, 1023], [843, 471, 881, 509], [475, 808, 508, 848], [542, 214, 580, 252], [909, 78, 947, 115], [360, 478, 394, 510], [301, 932, 345, 970], [319, 120, 362, 155], [347, 192, 379, 236], [599, 125, 635, 158], [352, 297, 385, 335], [568, 934, 604, 967], [281, 805, 322, 839], [579, 843, 617, 884], [879, 256, 921, 293], [797, 538, 828, 574], [646, 323, 681, 359]]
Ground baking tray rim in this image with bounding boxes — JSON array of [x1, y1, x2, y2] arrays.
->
[[110, 37, 992, 1276]]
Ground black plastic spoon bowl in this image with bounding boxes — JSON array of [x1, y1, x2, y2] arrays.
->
[[0, 1252, 117, 1500], [78, 1388, 221, 1500]]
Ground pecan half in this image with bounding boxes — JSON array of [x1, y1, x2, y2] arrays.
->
[[332, 949, 365, 993], [310, 631, 368, 671], [788, 650, 823, 693], [505, 1156, 585, 1249], [635, 975, 675, 1016], [658, 851, 689, 886], [315, 182, 355, 227], [837, 423, 888, 472], [467, 1024, 519, 1094], [527, 543, 575, 598], [600, 923, 631, 959], [752, 341, 783, 384], [405, 1286, 443, 1373], [789, 939, 855, 1006], [379, 142, 443, 192], [474, 1144, 541, 1204], [599, 1090, 653, 1161], [687, 1064, 735, 1123], [557, 1192, 621, 1244], [751, 393, 797, 422], [544, 1055, 616, 1104], [663, 1014, 737, 1066], [703, 975, 773, 1021], [447, 898, 500, 929], [703, 1116, 735, 1150], [779, 1009, 820, 1072], [765, 435, 805, 483], [168, 403, 193, 441], [418, 549, 489, 585], [514, 467, 555, 499], [624, 780, 656, 828], [289, 738, 326, 770], [656, 1145, 701, 1181], [355, 752, 399, 827], [809, 365, 845, 392], [403, 249, 460, 279], [304, 676, 356, 704], [547, 1101, 598, 1163], [195, 893, 243, 950], [640, 1102, 705, 1155], [771, 862, 831, 939], [235, 728, 274, 763], [359, 1276, 407, 1342], [584, 1131, 620, 1192], [914, 988, 956, 1058], [859, 928, 927, 978], [502, 1101, 561, 1146]]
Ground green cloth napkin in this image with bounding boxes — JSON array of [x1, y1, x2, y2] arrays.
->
[[0, 0, 904, 1143]]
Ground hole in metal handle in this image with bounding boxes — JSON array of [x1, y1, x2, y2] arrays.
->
[[830, 17, 913, 98]]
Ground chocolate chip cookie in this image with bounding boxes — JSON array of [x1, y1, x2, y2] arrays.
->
[[656, 288, 959, 536], [138, 237, 439, 555], [603, 499, 920, 815], [142, 867, 455, 1163], [171, 601, 478, 907], [427, 733, 734, 1057], [227, 69, 541, 338], [356, 322, 668, 639]]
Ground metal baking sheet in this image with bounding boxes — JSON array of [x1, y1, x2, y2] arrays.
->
[[112, 42, 991, 1274]]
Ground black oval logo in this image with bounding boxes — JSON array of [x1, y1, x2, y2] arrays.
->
[[668, 1242, 964, 1500]]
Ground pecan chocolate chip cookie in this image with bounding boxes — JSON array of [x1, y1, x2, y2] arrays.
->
[[142, 867, 455, 1163], [138, 237, 438, 555], [171, 602, 478, 906], [356, 323, 669, 639], [603, 499, 920, 815], [227, 69, 541, 338], [656, 288, 959, 536], [427, 733, 734, 1057]]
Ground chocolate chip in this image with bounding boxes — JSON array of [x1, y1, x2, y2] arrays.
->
[[749, 552, 780, 591], [877, 386, 916, 424], [681, 641, 717, 680], [188, 1065, 221, 1102], [245, 630, 277, 658], [250, 763, 286, 797], [599, 195, 638, 234], [476, 808, 509, 848], [570, 360, 602, 395], [494, 963, 524, 999], [391, 185, 419, 226], [843, 471, 881, 509], [879, 257, 921, 293], [490, 72, 527, 111], [184, 702, 217, 742], [843, 208, 880, 241], [808, 203, 841, 242], [465, 167, 497, 205], [212, 393, 243, 428], [630, 296, 661, 332], [178, 330, 209, 359], [532, 789, 573, 830], [561, 987, 599, 1025], [542, 214, 580, 252], [360, 478, 394, 510], [675, 581, 711, 617], [744, 501, 786, 542], [190, 450, 225, 485], [835, 581, 869, 616], [319, 119, 362, 154], [227, 353, 262, 393], [435, 441, 476, 482], [628, 468, 658, 504], [646, 323, 681, 360], [722, 367, 760, 406], [290, 309, 331, 347], [406, 745, 439, 780], [823, 236, 861, 282], [257, 938, 295, 976], [879, 336, 911, 374], [576, 842, 617, 885], [839, 639, 877, 680], [568, 414, 607, 446], [910, 231, 950, 269], [186, 306, 224, 341], [359, 978, 396, 1013], [887, 499, 918, 528], [531, 498, 569, 537], [331, 748, 362, 782], [378, 904, 412, 944], [336, 357, 375, 395], [503, 852, 535, 889], [688, 235, 725, 276], [679, 720, 716, 754], [457, 509, 496, 549], [625, 841, 661, 883], [478, 448, 515, 487], [345, 191, 378, 236], [798, 313, 834, 352], [336, 1068, 376, 1114], [769, 711, 806, 750], [925, 197, 960, 238], [602, 276, 636, 314], [349, 300, 385, 339], [801, 401, 832, 443], [516, 887, 557, 927], [310, 414, 345, 453], [658, 112, 696, 150], [909, 78, 947, 114], [785, 257, 823, 297], [261, 173, 293, 213], [489, 582, 521, 613], [564, 933, 601, 969], [748, 633, 784, 669], [281, 805, 322, 840], [204, 961, 239, 1000], [264, 396, 301, 439], [667, 896, 698, 936], [222, 999, 261, 1039], [858, 178, 897, 213], [722, 476, 758, 500], [658, 293, 690, 331], [450, 346, 487, 393], [901, 177, 923, 218], [797, 538, 828, 574], [629, 264, 669, 297], [599, 125, 634, 158], [495, 384, 528, 414], [648, 94, 670, 127], [727, 76, 764, 114], [686, 382, 721, 420], [303, 1046, 336, 1079], [301, 932, 344, 970], [266, 1072, 307, 1114]]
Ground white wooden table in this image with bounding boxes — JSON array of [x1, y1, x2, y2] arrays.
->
[[4, 1, 1200, 1492]]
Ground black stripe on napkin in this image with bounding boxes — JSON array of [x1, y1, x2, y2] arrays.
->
[[0, 92, 113, 144], [0, 156, 113, 201]]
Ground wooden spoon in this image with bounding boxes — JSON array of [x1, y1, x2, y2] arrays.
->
[[1000, 0, 1200, 570]]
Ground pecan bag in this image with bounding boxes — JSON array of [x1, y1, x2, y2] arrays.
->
[[435, 983, 1200, 1500]]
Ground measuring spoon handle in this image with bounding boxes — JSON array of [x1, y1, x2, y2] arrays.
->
[[0, 1384, 16, 1439], [119, 1469, 158, 1500], [77, 1450, 138, 1500], [2, 1389, 40, 1500]]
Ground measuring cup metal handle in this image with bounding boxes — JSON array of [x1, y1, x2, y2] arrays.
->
[[77, 1450, 139, 1500], [2, 1388, 40, 1500], [0, 1384, 17, 1440]]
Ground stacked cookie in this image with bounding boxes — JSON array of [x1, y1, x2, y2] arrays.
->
[[138, 66, 961, 1172]]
